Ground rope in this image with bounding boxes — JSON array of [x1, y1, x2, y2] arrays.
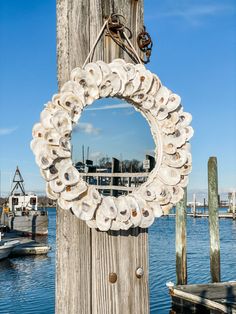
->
[[123, 31, 142, 64], [82, 19, 108, 68], [82, 13, 143, 68]]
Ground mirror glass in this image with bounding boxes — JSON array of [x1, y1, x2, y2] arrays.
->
[[71, 98, 156, 196]]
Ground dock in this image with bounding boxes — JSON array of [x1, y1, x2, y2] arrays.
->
[[169, 281, 236, 313], [169, 212, 235, 219]]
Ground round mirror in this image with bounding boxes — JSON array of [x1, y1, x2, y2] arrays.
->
[[71, 98, 156, 197], [31, 59, 193, 230]]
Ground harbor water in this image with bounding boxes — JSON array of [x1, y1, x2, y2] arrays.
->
[[0, 207, 236, 314]]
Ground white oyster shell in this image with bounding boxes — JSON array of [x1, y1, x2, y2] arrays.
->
[[60, 180, 87, 201], [95, 207, 111, 231], [101, 196, 117, 219], [72, 197, 97, 221], [114, 196, 131, 222]]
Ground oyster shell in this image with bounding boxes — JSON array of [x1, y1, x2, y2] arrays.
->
[[60, 180, 88, 201], [84, 62, 103, 86], [163, 149, 187, 168], [49, 177, 66, 193], [58, 197, 72, 210], [157, 166, 181, 186], [127, 196, 142, 227], [46, 182, 60, 200], [72, 197, 97, 221], [114, 196, 131, 222], [135, 197, 155, 228], [58, 165, 80, 186], [101, 196, 117, 219], [167, 94, 181, 112], [95, 207, 111, 231], [32, 123, 45, 139]]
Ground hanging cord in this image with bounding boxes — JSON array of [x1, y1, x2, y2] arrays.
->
[[82, 13, 144, 68], [82, 19, 108, 68]]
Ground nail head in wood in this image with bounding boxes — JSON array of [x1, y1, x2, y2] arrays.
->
[[109, 272, 117, 283]]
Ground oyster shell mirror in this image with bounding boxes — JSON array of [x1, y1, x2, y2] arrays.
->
[[31, 59, 193, 231]]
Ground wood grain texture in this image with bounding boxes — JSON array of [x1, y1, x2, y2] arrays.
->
[[56, 207, 91, 314], [56, 1, 92, 313], [92, 228, 149, 314], [208, 157, 221, 283], [175, 188, 187, 285], [56, 0, 148, 313]]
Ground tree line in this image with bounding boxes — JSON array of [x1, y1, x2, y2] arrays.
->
[[97, 157, 144, 172]]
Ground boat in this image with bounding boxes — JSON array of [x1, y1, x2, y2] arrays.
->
[[0, 240, 20, 260], [10, 242, 51, 257], [0, 167, 48, 236]]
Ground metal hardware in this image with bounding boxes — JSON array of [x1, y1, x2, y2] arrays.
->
[[136, 267, 144, 278], [137, 26, 153, 64]]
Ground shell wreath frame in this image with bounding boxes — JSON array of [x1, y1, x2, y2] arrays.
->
[[31, 59, 193, 231]]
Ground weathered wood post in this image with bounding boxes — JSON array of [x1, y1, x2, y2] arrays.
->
[[175, 188, 187, 285], [192, 193, 196, 217], [56, 1, 148, 313], [232, 192, 236, 220], [111, 157, 120, 197], [208, 156, 221, 283], [228, 192, 236, 220], [145, 154, 155, 172]]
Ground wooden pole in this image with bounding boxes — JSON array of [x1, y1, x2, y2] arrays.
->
[[110, 157, 120, 197], [145, 154, 155, 172], [208, 157, 221, 283], [228, 193, 232, 213], [232, 191, 236, 220], [56, 1, 148, 313], [176, 188, 187, 285], [192, 193, 196, 217]]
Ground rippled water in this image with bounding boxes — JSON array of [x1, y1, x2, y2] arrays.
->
[[0, 208, 56, 314], [150, 210, 236, 313], [1, 207, 236, 314]]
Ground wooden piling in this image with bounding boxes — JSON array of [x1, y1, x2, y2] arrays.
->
[[233, 192, 236, 220], [110, 158, 120, 197], [192, 193, 196, 217], [176, 188, 187, 285], [229, 192, 236, 220], [56, 1, 148, 313], [145, 154, 155, 172], [208, 157, 221, 283]]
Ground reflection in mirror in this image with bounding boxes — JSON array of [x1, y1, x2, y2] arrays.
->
[[71, 98, 155, 197]]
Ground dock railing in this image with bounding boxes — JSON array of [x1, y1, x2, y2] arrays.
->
[[81, 172, 149, 193]]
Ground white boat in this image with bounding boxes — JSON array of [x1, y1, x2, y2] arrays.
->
[[0, 240, 20, 260], [1, 167, 48, 235], [11, 242, 51, 257]]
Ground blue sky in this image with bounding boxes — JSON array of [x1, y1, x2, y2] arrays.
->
[[72, 98, 155, 164], [0, 0, 235, 200]]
